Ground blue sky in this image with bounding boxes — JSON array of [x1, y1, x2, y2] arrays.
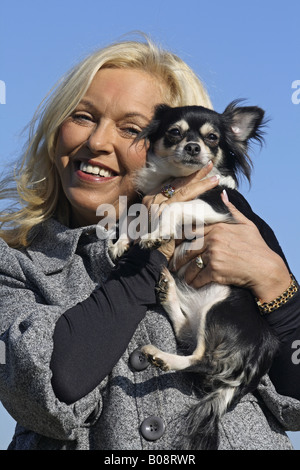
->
[[0, 0, 299, 450]]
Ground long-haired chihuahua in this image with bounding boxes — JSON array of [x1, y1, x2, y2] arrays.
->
[[131, 101, 279, 450]]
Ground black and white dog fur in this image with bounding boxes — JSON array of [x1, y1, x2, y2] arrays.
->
[[110, 101, 279, 450]]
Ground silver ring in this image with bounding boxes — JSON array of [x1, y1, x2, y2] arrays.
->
[[195, 255, 204, 270]]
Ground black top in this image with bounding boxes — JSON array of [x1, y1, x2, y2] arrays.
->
[[50, 189, 300, 404]]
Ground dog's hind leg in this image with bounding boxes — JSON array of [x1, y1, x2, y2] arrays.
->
[[157, 267, 189, 336], [143, 267, 202, 372], [141, 344, 201, 371]]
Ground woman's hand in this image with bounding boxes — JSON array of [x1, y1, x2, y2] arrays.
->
[[172, 191, 291, 303], [141, 161, 220, 262]]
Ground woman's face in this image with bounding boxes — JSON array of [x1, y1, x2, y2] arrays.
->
[[54, 68, 164, 227]]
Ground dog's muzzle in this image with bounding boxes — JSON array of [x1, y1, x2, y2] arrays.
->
[[184, 142, 201, 157]]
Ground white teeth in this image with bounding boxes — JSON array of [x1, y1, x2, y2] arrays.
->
[[79, 162, 114, 177], [99, 168, 113, 177]]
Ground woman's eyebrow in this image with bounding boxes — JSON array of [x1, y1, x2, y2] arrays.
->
[[75, 99, 99, 113], [76, 101, 149, 123], [122, 112, 150, 124]]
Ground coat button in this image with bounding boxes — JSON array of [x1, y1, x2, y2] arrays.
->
[[140, 416, 165, 441], [129, 348, 149, 371]]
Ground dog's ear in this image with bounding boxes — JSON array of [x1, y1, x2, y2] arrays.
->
[[222, 100, 267, 185], [135, 104, 172, 144], [152, 103, 172, 120], [223, 100, 265, 143]]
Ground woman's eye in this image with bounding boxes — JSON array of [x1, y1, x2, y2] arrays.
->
[[71, 113, 94, 124], [121, 127, 142, 137]]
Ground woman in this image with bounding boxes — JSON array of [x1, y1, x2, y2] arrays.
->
[[0, 38, 299, 450]]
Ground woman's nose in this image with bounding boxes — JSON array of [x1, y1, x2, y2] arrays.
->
[[86, 121, 115, 154]]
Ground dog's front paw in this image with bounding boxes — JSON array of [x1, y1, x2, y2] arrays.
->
[[139, 235, 164, 250], [156, 274, 170, 303], [141, 345, 170, 371], [108, 238, 130, 261], [156, 267, 177, 305]]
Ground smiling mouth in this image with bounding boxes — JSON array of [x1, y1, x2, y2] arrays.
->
[[78, 162, 117, 178]]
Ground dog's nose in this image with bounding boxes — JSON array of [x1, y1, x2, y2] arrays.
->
[[184, 142, 201, 156]]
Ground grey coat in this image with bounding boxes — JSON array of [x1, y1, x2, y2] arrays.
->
[[0, 219, 299, 450]]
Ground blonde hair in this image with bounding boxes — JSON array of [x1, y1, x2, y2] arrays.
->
[[0, 36, 213, 247]]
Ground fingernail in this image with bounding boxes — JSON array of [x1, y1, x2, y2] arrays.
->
[[210, 174, 220, 183], [205, 160, 213, 168], [222, 189, 229, 202]]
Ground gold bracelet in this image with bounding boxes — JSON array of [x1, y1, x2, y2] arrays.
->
[[255, 274, 298, 315]]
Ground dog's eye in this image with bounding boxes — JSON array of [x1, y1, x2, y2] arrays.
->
[[167, 128, 181, 137], [205, 133, 219, 146], [207, 133, 218, 141]]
